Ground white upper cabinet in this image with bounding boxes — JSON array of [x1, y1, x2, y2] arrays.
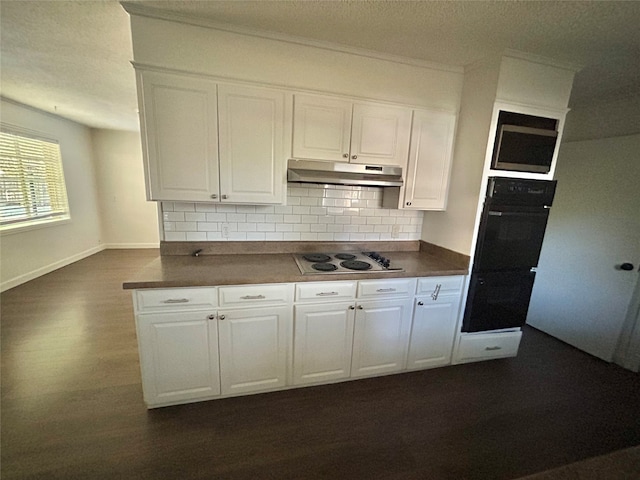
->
[[402, 109, 456, 210], [292, 94, 412, 168], [292, 95, 352, 162], [137, 69, 289, 204], [350, 103, 412, 167], [218, 84, 287, 204], [138, 70, 220, 202]]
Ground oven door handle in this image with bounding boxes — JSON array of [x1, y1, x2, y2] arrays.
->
[[488, 210, 549, 217]]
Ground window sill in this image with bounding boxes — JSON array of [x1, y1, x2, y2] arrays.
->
[[0, 215, 72, 236]]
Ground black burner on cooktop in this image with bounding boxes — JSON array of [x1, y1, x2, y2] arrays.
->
[[312, 263, 338, 272], [340, 260, 372, 271], [334, 253, 357, 260], [303, 254, 331, 263]]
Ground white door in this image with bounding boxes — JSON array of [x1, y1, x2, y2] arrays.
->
[[137, 311, 220, 406], [137, 70, 219, 202], [292, 94, 352, 162], [293, 302, 355, 385], [218, 306, 289, 395], [217, 84, 287, 204], [350, 103, 412, 167], [402, 109, 456, 210], [407, 295, 460, 370], [351, 298, 413, 377], [527, 135, 640, 362]]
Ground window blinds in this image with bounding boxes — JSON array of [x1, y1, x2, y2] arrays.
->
[[0, 129, 70, 226]]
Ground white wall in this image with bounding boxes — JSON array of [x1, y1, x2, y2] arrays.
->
[[420, 59, 501, 255], [0, 99, 103, 290], [91, 129, 159, 247], [129, 14, 463, 113]]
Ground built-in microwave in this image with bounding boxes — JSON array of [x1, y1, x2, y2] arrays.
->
[[491, 111, 559, 174]]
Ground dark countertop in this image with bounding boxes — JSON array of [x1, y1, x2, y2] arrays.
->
[[122, 248, 468, 290]]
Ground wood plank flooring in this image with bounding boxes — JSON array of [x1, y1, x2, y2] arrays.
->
[[2, 249, 639, 479]]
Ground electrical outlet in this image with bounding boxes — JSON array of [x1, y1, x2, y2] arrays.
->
[[221, 223, 229, 238], [391, 224, 400, 238]]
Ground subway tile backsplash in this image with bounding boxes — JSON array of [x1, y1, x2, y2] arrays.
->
[[161, 183, 423, 242]]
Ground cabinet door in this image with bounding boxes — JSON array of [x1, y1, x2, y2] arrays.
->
[[350, 103, 412, 168], [218, 84, 288, 204], [407, 294, 460, 370], [351, 298, 413, 378], [218, 306, 290, 395], [293, 302, 355, 385], [403, 110, 456, 210], [137, 70, 219, 202], [292, 94, 352, 162], [136, 311, 220, 406]]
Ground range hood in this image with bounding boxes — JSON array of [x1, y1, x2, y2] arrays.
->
[[287, 159, 403, 187]]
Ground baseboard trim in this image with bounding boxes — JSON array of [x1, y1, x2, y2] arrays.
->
[[103, 243, 160, 249], [1, 244, 107, 292]]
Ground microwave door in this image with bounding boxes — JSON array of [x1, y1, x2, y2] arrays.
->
[[493, 125, 558, 174]]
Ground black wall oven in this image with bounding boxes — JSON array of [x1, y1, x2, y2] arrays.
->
[[462, 177, 557, 333]]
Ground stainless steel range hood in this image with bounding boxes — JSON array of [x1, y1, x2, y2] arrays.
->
[[287, 159, 403, 187]]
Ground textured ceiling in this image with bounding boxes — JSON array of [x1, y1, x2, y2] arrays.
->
[[1, 0, 639, 131]]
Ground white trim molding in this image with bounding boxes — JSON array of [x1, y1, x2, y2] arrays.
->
[[1, 244, 106, 292]]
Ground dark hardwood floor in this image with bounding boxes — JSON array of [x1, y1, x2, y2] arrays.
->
[[2, 249, 639, 480]]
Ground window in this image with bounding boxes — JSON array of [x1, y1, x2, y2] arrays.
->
[[0, 127, 70, 231]]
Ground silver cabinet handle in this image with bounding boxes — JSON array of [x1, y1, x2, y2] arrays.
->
[[376, 288, 396, 292], [431, 284, 441, 301], [406, 202, 412, 206], [221, 194, 228, 199], [349, 305, 355, 310], [240, 295, 266, 300], [342, 153, 349, 158], [207, 314, 216, 320], [485, 346, 502, 351], [417, 301, 424, 306], [357, 305, 363, 310], [218, 314, 226, 320], [163, 298, 189, 304], [210, 194, 217, 199], [316, 292, 339, 296], [351, 155, 358, 159]]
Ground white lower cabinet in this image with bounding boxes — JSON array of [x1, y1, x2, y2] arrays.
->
[[218, 306, 289, 395], [453, 331, 523, 364], [293, 302, 355, 385], [136, 311, 220, 406], [134, 275, 468, 407], [407, 294, 460, 370], [351, 298, 413, 378]]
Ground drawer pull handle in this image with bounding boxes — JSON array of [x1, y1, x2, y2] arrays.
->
[[376, 288, 396, 292], [417, 301, 424, 306], [431, 284, 442, 301], [316, 292, 339, 296], [485, 346, 502, 351], [240, 295, 266, 300], [163, 298, 189, 304]]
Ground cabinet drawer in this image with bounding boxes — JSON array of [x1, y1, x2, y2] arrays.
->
[[135, 288, 217, 313], [295, 281, 357, 302], [416, 276, 464, 296], [456, 331, 522, 361], [218, 283, 292, 307], [357, 278, 416, 298]]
